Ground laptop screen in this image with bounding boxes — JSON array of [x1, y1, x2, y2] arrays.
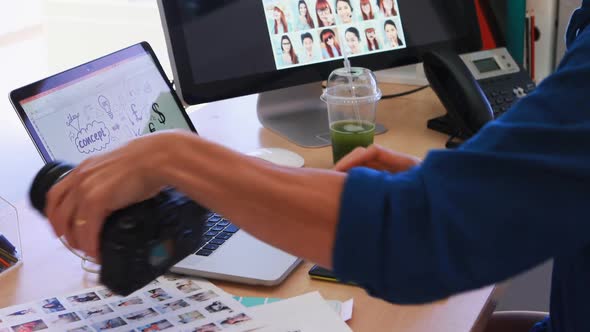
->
[[11, 43, 194, 164]]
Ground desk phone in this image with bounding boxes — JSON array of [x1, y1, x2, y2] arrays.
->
[[425, 48, 536, 140]]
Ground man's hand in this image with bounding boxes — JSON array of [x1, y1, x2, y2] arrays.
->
[[334, 144, 421, 173], [44, 131, 183, 260]]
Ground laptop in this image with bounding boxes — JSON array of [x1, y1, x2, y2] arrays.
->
[[10, 42, 300, 286]]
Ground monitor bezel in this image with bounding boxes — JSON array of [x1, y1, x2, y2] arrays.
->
[[9, 42, 196, 163], [158, 1, 482, 105]]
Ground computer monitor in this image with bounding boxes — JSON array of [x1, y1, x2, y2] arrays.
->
[[157, 0, 481, 147]]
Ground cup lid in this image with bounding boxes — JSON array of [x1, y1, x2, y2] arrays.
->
[[321, 67, 382, 105]]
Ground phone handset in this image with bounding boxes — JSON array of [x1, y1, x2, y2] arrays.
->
[[422, 49, 493, 147]]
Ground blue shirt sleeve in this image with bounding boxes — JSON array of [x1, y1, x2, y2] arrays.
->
[[333, 12, 590, 304]]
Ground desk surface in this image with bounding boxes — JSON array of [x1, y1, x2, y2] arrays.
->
[[0, 84, 498, 331]]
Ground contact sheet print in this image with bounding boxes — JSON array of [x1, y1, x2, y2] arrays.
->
[[0, 276, 262, 332]]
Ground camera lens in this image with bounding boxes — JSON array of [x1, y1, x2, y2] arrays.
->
[[30, 161, 75, 214]]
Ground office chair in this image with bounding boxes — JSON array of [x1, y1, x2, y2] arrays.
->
[[483, 311, 549, 332]]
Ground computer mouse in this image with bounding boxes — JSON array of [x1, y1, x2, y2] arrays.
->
[[246, 148, 305, 168]]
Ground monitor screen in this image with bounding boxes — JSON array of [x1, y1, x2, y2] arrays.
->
[[158, 0, 481, 105], [11, 43, 194, 164], [265, 0, 408, 70]]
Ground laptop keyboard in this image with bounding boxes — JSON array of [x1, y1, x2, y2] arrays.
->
[[195, 213, 240, 257]]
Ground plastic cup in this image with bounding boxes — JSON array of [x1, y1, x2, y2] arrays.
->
[[0, 196, 22, 278], [321, 67, 382, 163]]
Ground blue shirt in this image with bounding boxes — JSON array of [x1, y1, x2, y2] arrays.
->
[[333, 2, 590, 331]]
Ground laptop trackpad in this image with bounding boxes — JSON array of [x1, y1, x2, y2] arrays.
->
[[171, 231, 300, 286]]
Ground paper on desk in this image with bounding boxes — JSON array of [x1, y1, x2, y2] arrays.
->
[[327, 299, 354, 322], [233, 296, 353, 322], [0, 275, 264, 332], [251, 292, 353, 332]]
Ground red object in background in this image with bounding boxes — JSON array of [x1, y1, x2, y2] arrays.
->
[[530, 13, 536, 80], [475, 0, 497, 49]]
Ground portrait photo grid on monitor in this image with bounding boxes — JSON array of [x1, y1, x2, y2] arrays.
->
[[262, 0, 406, 69]]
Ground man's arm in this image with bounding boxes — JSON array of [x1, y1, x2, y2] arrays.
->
[[46, 130, 346, 266], [159, 132, 346, 267]]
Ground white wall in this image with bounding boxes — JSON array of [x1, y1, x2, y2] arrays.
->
[[0, 2, 47, 203], [44, 0, 171, 76], [0, 1, 43, 36], [556, 0, 580, 65]]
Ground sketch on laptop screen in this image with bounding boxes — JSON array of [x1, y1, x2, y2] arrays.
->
[[20, 52, 192, 164]]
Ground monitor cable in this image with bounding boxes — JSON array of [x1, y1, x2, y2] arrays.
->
[[445, 133, 464, 149], [381, 85, 429, 99]]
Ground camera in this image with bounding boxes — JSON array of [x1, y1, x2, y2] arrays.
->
[[30, 161, 207, 295]]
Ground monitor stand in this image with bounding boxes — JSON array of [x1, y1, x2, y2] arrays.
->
[[257, 82, 387, 148]]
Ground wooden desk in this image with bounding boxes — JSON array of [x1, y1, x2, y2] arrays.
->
[[0, 84, 499, 331]]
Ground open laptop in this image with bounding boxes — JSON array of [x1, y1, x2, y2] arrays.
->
[[10, 42, 300, 285]]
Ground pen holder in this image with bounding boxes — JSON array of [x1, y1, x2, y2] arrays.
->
[[0, 196, 22, 278]]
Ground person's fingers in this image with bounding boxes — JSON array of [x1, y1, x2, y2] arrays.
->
[[332, 144, 423, 173], [333, 146, 371, 171], [71, 219, 100, 263], [70, 167, 118, 258], [50, 159, 101, 248], [370, 145, 421, 173], [363, 161, 390, 171], [63, 204, 80, 251], [45, 166, 83, 237], [45, 135, 170, 256], [74, 198, 109, 260], [45, 188, 69, 238], [45, 157, 99, 237], [72, 164, 155, 259], [49, 180, 81, 243], [64, 176, 111, 259]]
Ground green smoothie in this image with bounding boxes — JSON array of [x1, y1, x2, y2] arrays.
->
[[330, 120, 375, 163]]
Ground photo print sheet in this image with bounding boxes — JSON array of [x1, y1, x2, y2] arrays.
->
[[262, 0, 406, 69], [0, 276, 263, 332]]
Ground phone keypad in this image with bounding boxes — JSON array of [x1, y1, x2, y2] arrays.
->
[[479, 75, 536, 119]]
